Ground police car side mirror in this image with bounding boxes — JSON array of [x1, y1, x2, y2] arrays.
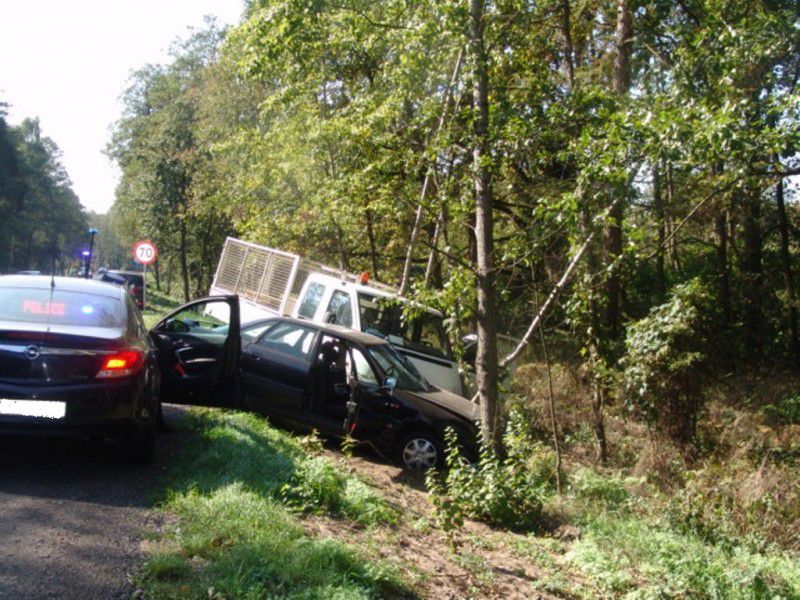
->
[[324, 311, 337, 324]]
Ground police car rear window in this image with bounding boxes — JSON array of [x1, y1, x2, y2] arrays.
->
[[0, 287, 125, 328]]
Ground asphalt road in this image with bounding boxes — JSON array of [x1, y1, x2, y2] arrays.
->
[[0, 406, 185, 599]]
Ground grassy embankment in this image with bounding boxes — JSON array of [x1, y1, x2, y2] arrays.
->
[[137, 287, 800, 598], [138, 409, 408, 599], [141, 287, 183, 329], [137, 287, 411, 599]]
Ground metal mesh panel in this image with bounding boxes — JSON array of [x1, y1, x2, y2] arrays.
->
[[236, 247, 269, 302], [213, 239, 247, 293], [257, 254, 295, 310], [212, 238, 301, 314]]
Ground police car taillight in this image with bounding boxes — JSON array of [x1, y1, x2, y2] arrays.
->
[[96, 350, 144, 378]]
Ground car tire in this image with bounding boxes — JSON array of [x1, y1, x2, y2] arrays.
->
[[394, 430, 444, 470], [120, 427, 156, 465]]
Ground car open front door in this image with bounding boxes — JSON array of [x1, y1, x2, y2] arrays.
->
[[342, 345, 387, 440], [150, 295, 240, 406]]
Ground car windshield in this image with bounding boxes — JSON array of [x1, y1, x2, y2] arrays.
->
[[358, 293, 453, 360], [0, 287, 125, 328], [367, 344, 432, 392]]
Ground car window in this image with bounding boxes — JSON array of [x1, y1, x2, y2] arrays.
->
[[317, 335, 347, 369], [357, 293, 452, 359], [297, 282, 325, 319], [124, 293, 141, 337], [347, 347, 379, 386], [242, 321, 274, 344], [0, 287, 125, 328], [326, 290, 353, 327], [160, 301, 230, 334], [256, 322, 316, 359], [368, 344, 430, 392]]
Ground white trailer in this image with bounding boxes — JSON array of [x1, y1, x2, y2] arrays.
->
[[209, 237, 465, 396]]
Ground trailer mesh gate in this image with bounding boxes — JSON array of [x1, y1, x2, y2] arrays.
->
[[212, 238, 301, 313]]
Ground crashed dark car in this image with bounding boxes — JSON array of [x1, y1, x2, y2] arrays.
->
[[234, 317, 479, 469]]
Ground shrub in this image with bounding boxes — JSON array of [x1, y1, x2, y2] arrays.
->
[[427, 411, 550, 537], [621, 279, 713, 444], [760, 392, 800, 426], [570, 468, 633, 511]]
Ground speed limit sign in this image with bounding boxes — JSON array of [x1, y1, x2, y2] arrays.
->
[[133, 240, 158, 265]]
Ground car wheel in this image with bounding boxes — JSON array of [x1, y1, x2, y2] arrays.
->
[[120, 427, 155, 465], [395, 430, 443, 470]]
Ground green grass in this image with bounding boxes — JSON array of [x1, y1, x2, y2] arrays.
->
[[142, 286, 183, 328], [566, 512, 800, 599], [138, 408, 407, 599], [555, 470, 800, 600]]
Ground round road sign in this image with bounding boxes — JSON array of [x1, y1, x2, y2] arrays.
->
[[133, 240, 158, 265]]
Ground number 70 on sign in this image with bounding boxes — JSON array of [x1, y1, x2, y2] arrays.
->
[[132, 240, 157, 311], [133, 240, 158, 265]]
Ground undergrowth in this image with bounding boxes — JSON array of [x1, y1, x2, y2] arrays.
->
[[426, 411, 551, 543], [427, 400, 800, 598], [568, 511, 800, 598]]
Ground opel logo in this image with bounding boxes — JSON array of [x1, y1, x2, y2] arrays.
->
[[24, 345, 41, 360]]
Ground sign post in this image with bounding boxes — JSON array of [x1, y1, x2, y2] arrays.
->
[[132, 240, 158, 310]]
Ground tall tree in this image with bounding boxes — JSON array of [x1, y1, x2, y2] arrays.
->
[[469, 0, 500, 443]]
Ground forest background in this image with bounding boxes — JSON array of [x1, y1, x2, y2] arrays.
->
[[1, 2, 799, 594]]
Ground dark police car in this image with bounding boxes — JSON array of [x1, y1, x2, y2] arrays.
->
[[0, 276, 240, 463]]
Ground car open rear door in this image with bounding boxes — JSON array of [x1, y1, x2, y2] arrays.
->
[[150, 295, 240, 406]]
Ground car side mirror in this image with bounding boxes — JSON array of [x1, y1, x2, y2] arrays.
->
[[382, 376, 397, 392], [324, 311, 337, 324]]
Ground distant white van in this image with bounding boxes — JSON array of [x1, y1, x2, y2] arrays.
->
[[209, 237, 464, 396]]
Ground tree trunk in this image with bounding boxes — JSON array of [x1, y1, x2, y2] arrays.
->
[[560, 0, 575, 88], [741, 189, 763, 354], [665, 163, 681, 273], [335, 222, 349, 272], [591, 381, 607, 464], [714, 209, 732, 325], [581, 200, 607, 465], [166, 255, 173, 296], [470, 0, 500, 445], [365, 207, 380, 280], [399, 48, 465, 295], [424, 206, 445, 287], [612, 0, 633, 95], [179, 222, 190, 302], [539, 323, 563, 494], [775, 175, 799, 365], [154, 257, 161, 292], [604, 0, 633, 340], [653, 161, 666, 298]]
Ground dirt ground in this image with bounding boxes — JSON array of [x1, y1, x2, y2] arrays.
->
[[307, 443, 573, 600]]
